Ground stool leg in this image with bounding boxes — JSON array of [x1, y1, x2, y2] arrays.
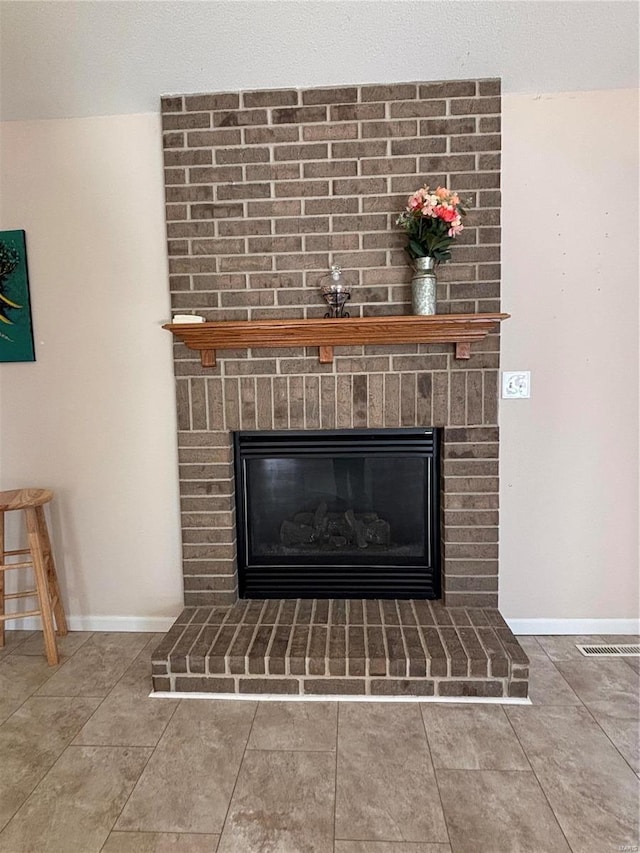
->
[[0, 511, 4, 647], [35, 506, 68, 636], [25, 507, 58, 666]]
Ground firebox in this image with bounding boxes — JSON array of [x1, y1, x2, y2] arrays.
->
[[233, 428, 441, 599]]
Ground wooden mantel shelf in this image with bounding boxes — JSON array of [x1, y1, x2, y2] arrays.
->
[[163, 313, 509, 367]]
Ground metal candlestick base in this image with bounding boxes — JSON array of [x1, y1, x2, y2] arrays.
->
[[321, 285, 351, 318]]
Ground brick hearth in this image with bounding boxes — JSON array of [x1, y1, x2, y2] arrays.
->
[[152, 600, 529, 698]]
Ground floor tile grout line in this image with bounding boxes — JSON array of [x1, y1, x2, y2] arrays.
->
[[96, 739, 161, 853], [245, 745, 336, 753], [0, 639, 159, 838], [69, 642, 157, 746], [332, 700, 339, 848], [100, 697, 182, 851], [0, 700, 105, 836], [418, 700, 453, 850], [0, 631, 99, 731], [539, 641, 640, 775], [2, 629, 36, 656], [7, 629, 95, 661], [0, 739, 152, 845], [0, 692, 31, 731], [578, 698, 640, 777], [216, 699, 259, 844], [33, 633, 151, 700], [94, 640, 185, 849], [502, 704, 576, 853]]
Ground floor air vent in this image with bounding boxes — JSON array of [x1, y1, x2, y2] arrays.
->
[[576, 644, 640, 657]]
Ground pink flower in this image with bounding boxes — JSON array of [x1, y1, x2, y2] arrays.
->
[[407, 186, 429, 211], [434, 205, 457, 223], [435, 186, 449, 200]]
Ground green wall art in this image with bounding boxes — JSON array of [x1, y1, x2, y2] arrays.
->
[[0, 230, 35, 362]]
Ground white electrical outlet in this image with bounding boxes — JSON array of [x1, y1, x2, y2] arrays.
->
[[502, 371, 531, 399]]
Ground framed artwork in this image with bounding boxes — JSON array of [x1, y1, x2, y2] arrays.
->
[[0, 230, 35, 362]]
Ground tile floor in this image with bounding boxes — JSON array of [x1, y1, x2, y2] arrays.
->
[[0, 629, 637, 853]]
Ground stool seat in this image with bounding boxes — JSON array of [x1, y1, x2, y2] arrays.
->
[[0, 488, 53, 512], [0, 487, 67, 664]]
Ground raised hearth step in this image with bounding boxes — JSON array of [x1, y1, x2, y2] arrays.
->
[[152, 600, 529, 699]]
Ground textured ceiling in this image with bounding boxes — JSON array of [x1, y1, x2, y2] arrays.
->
[[0, 0, 638, 121]]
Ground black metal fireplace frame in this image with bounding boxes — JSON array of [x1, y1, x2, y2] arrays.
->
[[233, 428, 441, 600]]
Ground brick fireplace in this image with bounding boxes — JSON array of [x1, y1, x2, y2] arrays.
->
[[152, 79, 528, 698]]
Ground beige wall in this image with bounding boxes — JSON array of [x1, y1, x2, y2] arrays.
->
[[0, 114, 183, 626], [0, 89, 637, 627], [500, 89, 639, 621]]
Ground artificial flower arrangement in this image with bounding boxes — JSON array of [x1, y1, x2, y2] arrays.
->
[[396, 185, 466, 264]]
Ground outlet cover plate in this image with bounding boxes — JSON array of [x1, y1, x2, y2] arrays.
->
[[502, 371, 531, 399]]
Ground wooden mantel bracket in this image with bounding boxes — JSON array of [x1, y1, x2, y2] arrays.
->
[[163, 314, 509, 367]]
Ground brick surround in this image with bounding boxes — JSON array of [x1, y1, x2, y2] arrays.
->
[[161, 79, 502, 610]]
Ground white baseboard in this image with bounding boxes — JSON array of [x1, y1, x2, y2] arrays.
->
[[151, 692, 531, 705], [5, 615, 178, 633], [505, 618, 640, 636], [7, 615, 639, 637]]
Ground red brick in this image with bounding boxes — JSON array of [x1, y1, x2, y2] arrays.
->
[[162, 113, 211, 131], [246, 163, 301, 181], [190, 203, 243, 220], [216, 147, 269, 164], [390, 138, 447, 155], [478, 80, 501, 96], [187, 129, 242, 147], [451, 97, 501, 115], [333, 177, 387, 195], [389, 100, 447, 118], [330, 103, 385, 121], [212, 109, 268, 127], [164, 168, 186, 185], [361, 83, 417, 101], [161, 96, 184, 112], [192, 238, 245, 255], [303, 160, 358, 178], [275, 216, 329, 234], [479, 116, 501, 133], [185, 93, 239, 111], [301, 87, 358, 105], [166, 185, 213, 202], [244, 126, 299, 144], [248, 236, 302, 253], [451, 134, 501, 153], [272, 106, 327, 124], [332, 213, 388, 232], [247, 200, 301, 217], [274, 143, 328, 161], [418, 154, 476, 172], [360, 157, 417, 175], [419, 81, 476, 98], [218, 219, 271, 236], [275, 253, 330, 270], [304, 197, 359, 215], [242, 88, 298, 107], [274, 180, 329, 198], [189, 166, 242, 184], [164, 149, 212, 167], [302, 123, 358, 142], [332, 140, 388, 158], [216, 183, 271, 200], [361, 120, 418, 138], [163, 132, 184, 148]]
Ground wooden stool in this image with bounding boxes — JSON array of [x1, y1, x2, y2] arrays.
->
[[0, 488, 68, 665]]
